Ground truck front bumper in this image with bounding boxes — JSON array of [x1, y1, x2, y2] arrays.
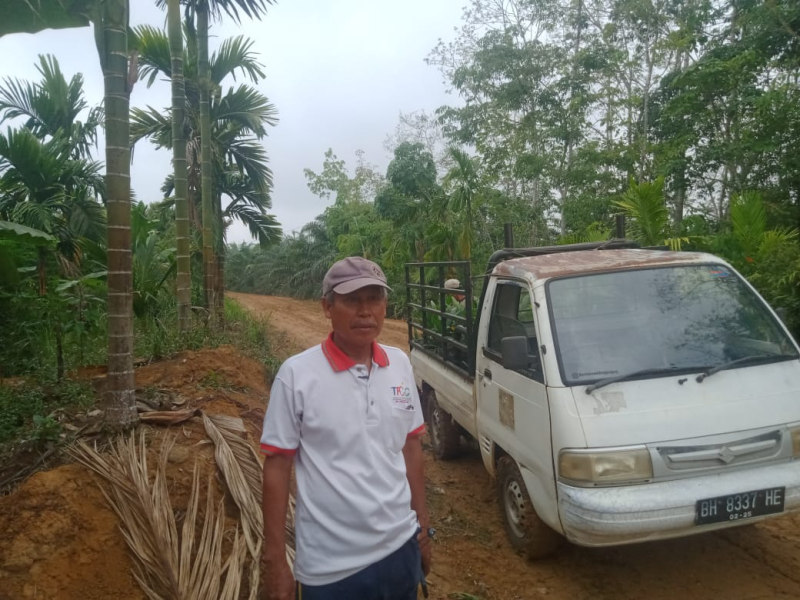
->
[[557, 460, 800, 546]]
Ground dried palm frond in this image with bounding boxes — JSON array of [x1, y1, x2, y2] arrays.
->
[[202, 412, 297, 598], [138, 408, 199, 425], [68, 431, 243, 600], [202, 412, 263, 557]]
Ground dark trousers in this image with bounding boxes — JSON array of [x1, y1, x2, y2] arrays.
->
[[296, 534, 422, 600]]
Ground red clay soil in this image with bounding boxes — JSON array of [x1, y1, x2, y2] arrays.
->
[[4, 296, 800, 600]]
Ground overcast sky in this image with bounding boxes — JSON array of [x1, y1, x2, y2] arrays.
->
[[0, 0, 465, 242]]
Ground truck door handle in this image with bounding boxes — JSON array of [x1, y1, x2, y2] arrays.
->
[[483, 368, 492, 381]]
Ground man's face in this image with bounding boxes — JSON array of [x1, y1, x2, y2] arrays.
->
[[322, 285, 387, 347]]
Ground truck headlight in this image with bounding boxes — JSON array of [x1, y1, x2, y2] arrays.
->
[[558, 448, 653, 485]]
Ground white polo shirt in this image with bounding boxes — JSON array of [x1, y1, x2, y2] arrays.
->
[[260, 334, 425, 586]]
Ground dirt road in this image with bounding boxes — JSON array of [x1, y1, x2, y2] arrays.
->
[[231, 292, 800, 600]]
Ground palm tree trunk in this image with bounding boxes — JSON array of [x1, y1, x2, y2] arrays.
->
[[216, 246, 225, 323], [168, 0, 191, 332], [97, 0, 137, 429], [214, 190, 225, 324], [197, 2, 215, 322]]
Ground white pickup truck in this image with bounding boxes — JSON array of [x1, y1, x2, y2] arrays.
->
[[405, 242, 800, 557]]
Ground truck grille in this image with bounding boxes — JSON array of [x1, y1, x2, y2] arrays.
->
[[657, 430, 783, 472]]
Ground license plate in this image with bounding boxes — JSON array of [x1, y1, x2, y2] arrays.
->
[[696, 486, 785, 525]]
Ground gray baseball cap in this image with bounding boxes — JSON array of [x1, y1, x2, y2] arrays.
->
[[322, 257, 392, 296]]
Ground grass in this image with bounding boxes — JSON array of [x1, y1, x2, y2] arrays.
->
[[134, 299, 283, 382], [0, 379, 94, 445], [220, 299, 285, 382]]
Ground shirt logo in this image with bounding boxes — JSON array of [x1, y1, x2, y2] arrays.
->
[[391, 384, 415, 411]]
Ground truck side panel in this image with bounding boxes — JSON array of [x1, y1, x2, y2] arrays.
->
[[410, 349, 477, 439]]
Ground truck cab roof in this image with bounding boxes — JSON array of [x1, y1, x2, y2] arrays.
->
[[493, 248, 720, 282]]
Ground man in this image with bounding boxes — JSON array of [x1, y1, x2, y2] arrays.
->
[[260, 256, 432, 600], [444, 278, 465, 303]]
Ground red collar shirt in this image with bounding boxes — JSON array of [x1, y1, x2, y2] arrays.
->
[[260, 334, 425, 585]]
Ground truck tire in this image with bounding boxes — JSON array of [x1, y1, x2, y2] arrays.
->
[[497, 456, 560, 559], [428, 395, 462, 460]]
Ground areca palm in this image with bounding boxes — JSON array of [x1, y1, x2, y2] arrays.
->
[[442, 148, 483, 260], [0, 127, 105, 294], [0, 54, 102, 160], [166, 0, 191, 332], [0, 0, 138, 430], [130, 24, 279, 314], [158, 168, 281, 245], [151, 0, 272, 321]]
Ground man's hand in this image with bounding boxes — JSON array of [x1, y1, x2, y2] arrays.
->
[[417, 529, 432, 576], [261, 558, 295, 600]]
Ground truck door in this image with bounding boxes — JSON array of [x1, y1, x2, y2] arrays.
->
[[476, 279, 558, 527]]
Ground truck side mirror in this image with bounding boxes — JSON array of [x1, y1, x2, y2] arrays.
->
[[501, 336, 530, 371]]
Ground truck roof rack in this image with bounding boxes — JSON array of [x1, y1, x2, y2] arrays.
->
[[484, 239, 642, 276]]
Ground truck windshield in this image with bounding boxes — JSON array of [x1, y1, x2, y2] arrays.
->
[[547, 264, 798, 386]]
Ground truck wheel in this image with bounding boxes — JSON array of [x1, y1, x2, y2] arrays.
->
[[497, 456, 560, 559], [428, 395, 462, 460]]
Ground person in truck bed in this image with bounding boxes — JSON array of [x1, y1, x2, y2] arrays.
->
[[259, 256, 432, 600]]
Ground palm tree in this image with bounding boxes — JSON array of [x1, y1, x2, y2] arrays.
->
[[0, 128, 105, 294], [442, 148, 482, 260], [613, 177, 670, 247], [167, 0, 192, 332], [0, 54, 106, 293], [241, 218, 336, 299], [0, 0, 138, 430], [130, 26, 280, 271], [98, 0, 137, 428], [152, 0, 272, 322], [0, 54, 102, 160], [197, 3, 215, 317]]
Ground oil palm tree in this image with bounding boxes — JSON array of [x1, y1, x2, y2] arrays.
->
[[613, 177, 671, 247], [0, 0, 137, 430], [245, 218, 336, 299]]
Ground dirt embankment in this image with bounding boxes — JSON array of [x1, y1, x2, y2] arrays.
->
[[0, 346, 270, 600]]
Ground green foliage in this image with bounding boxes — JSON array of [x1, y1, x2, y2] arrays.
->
[[0, 379, 92, 445], [228, 145, 553, 318], [614, 178, 670, 247], [0, 54, 102, 159], [31, 414, 62, 443], [130, 24, 280, 247], [304, 149, 384, 205], [0, 221, 56, 246]]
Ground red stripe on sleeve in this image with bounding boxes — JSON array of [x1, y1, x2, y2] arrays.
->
[[260, 443, 297, 456], [407, 424, 426, 438]]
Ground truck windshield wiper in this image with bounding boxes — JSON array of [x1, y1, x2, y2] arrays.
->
[[585, 367, 681, 394], [696, 353, 798, 383]]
